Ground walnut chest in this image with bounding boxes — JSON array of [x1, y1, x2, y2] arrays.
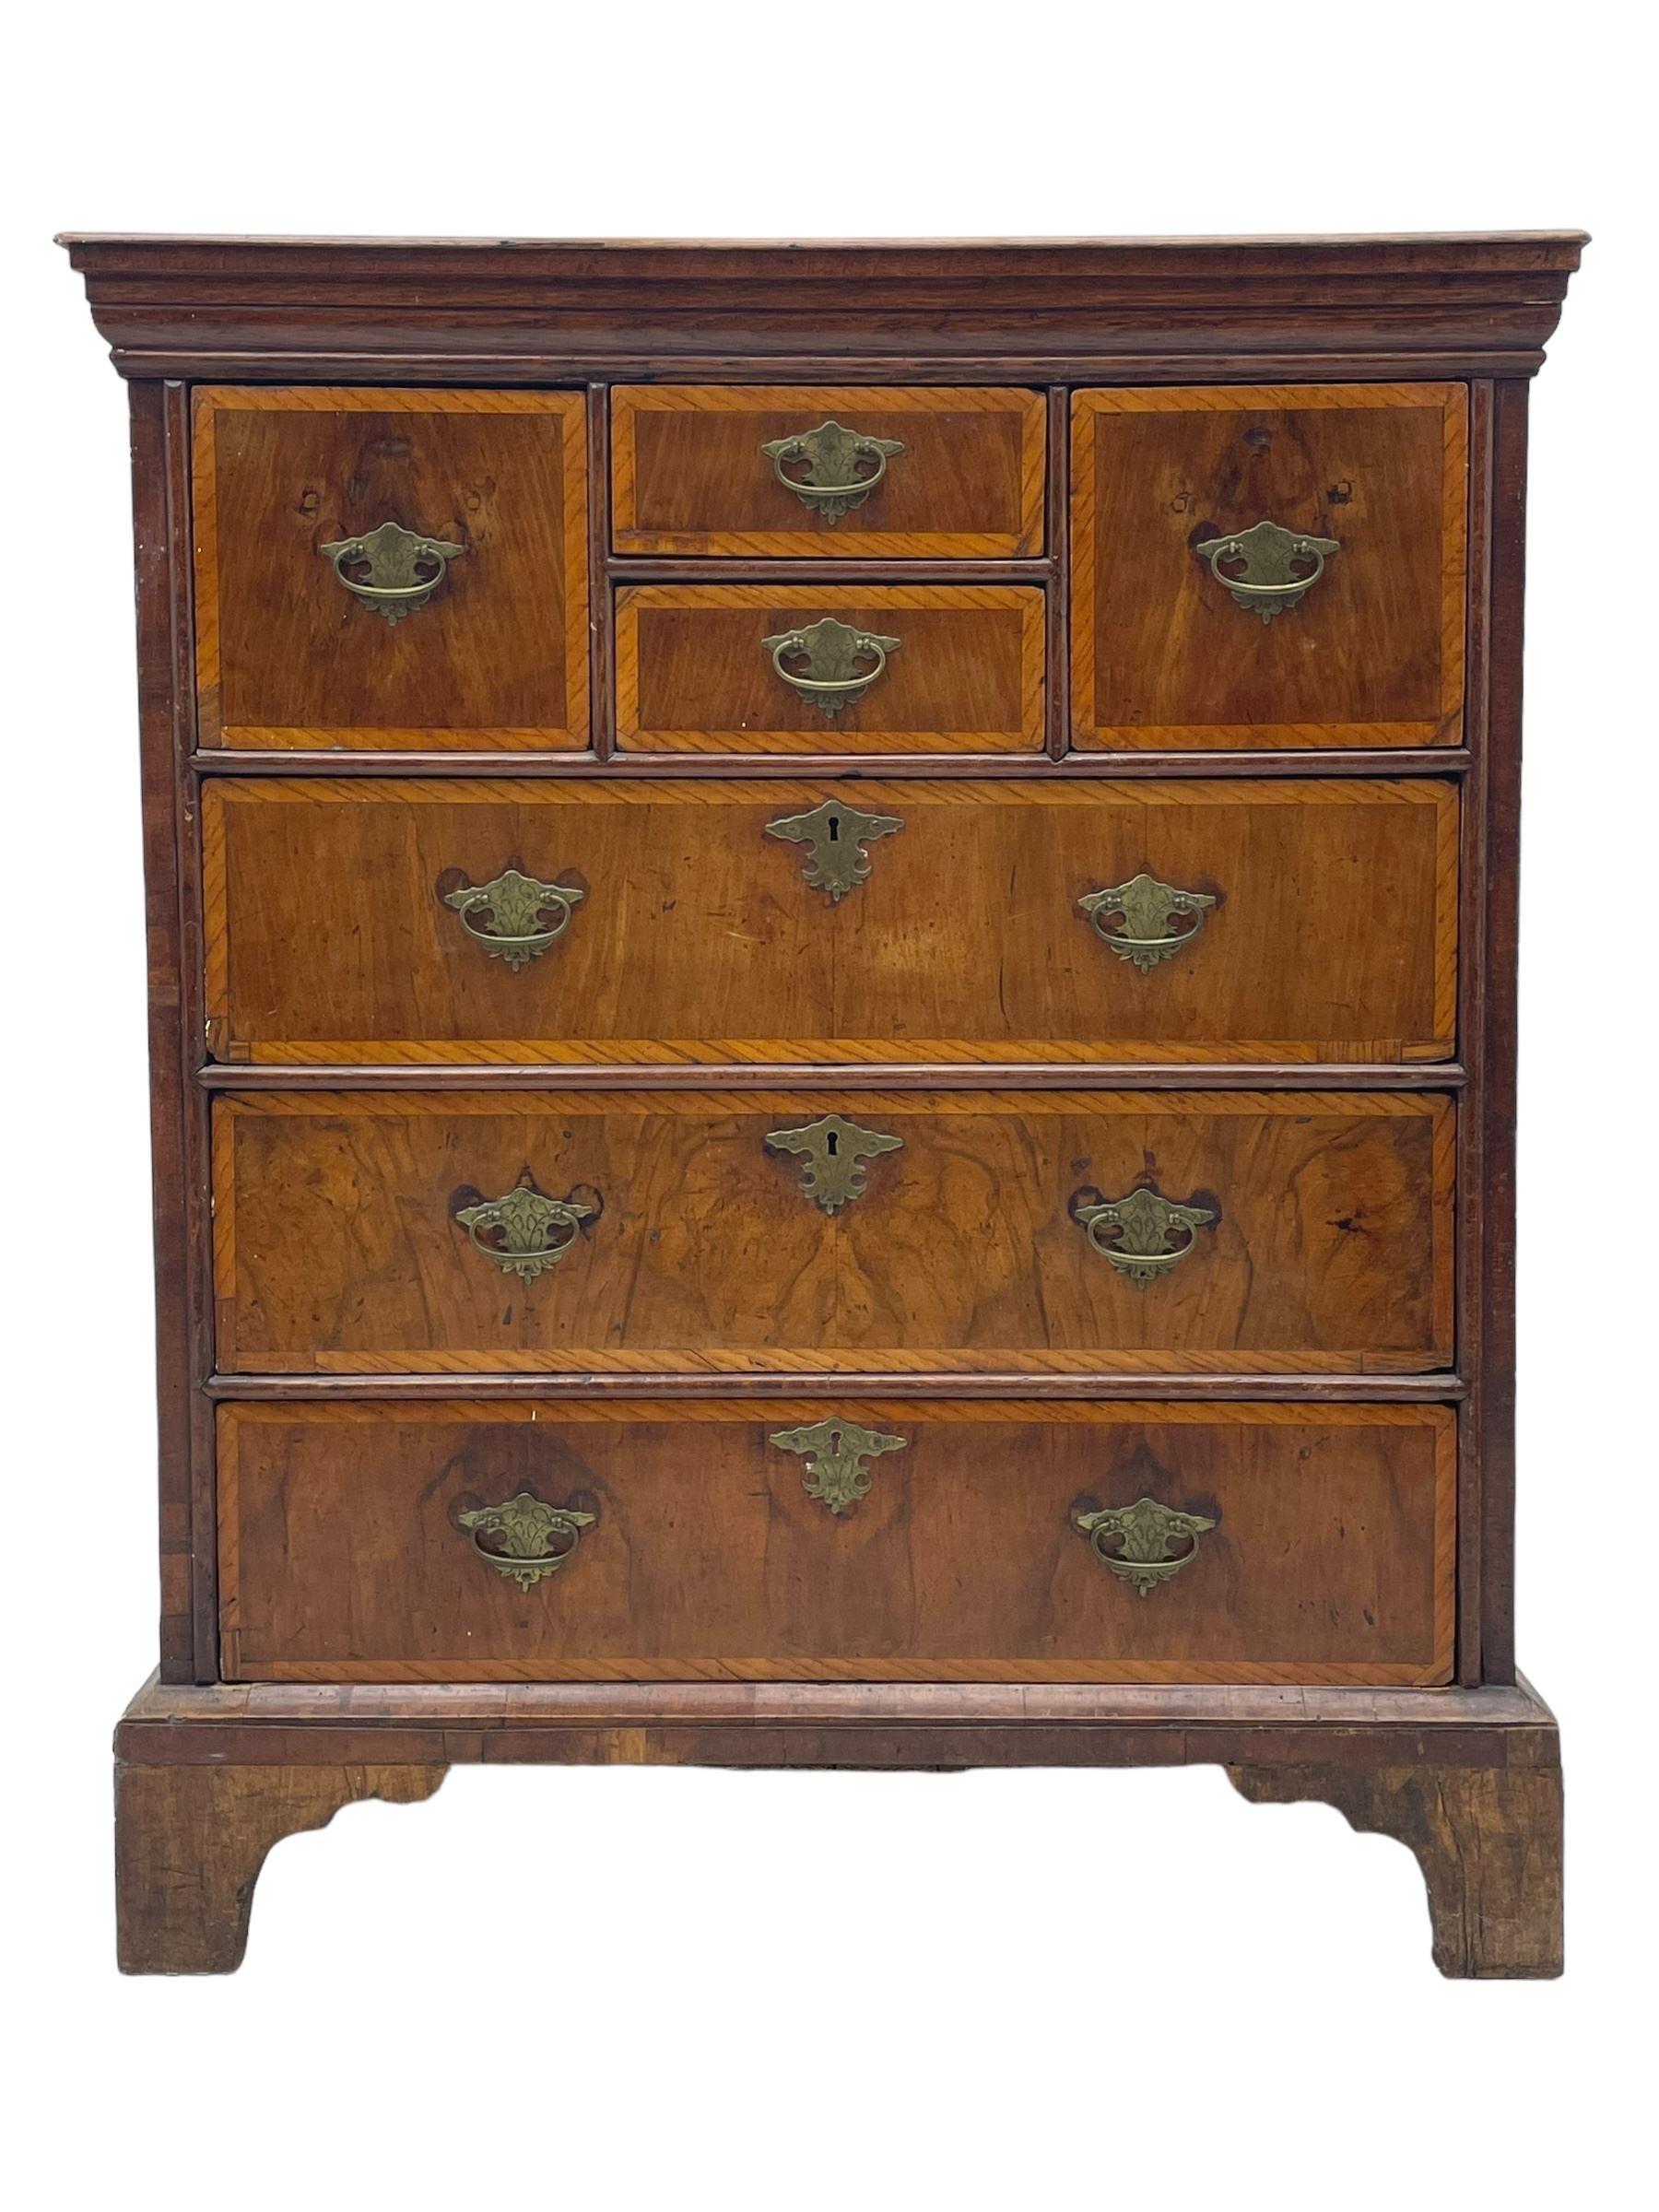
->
[[61, 229, 1584, 1975]]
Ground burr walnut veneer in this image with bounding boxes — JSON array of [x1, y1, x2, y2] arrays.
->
[[62, 229, 1583, 1978]]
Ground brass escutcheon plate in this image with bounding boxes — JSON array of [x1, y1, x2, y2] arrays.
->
[[764, 1113, 903, 1214], [769, 1415, 908, 1516], [763, 795, 903, 902]]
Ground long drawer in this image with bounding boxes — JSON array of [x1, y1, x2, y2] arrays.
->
[[217, 1399, 1456, 1685], [212, 1088, 1454, 1376], [202, 776, 1457, 1065]]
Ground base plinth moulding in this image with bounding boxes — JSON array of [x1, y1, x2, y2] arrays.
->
[[113, 1674, 1562, 1978]]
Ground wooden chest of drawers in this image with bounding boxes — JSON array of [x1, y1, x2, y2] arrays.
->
[[62, 229, 1583, 1977]]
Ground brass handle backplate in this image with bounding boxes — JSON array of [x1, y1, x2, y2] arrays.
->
[[764, 795, 903, 903], [764, 1112, 903, 1214], [763, 616, 901, 720], [319, 519, 465, 623], [1074, 1185, 1216, 1288], [1194, 517, 1340, 624], [770, 1414, 907, 1516], [1078, 872, 1217, 971], [442, 866, 584, 970], [455, 1177, 595, 1282], [1074, 1495, 1216, 1596], [457, 1489, 595, 1589], [759, 420, 905, 523]]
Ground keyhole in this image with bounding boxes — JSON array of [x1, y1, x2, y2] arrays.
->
[[826, 1129, 840, 1157], [827, 812, 841, 841]]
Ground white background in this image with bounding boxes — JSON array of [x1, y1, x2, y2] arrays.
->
[[4, 6, 1653, 2206]]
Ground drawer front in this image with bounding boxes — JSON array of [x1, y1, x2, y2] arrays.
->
[[1071, 384, 1466, 750], [611, 384, 1047, 557], [193, 386, 589, 751], [218, 1399, 1455, 1684], [213, 1090, 1453, 1377], [202, 777, 1456, 1065], [616, 585, 1044, 754]]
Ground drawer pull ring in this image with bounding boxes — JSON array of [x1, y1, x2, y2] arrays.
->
[[765, 1112, 903, 1214], [1075, 1496, 1216, 1597], [1078, 872, 1217, 971], [760, 420, 905, 523], [319, 519, 465, 624], [1194, 517, 1340, 624], [763, 617, 901, 720], [1074, 1185, 1216, 1288], [457, 1490, 595, 1590], [764, 795, 903, 902], [456, 1177, 595, 1283], [770, 1414, 908, 1517], [442, 866, 584, 970]]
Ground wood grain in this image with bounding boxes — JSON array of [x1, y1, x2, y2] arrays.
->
[[614, 584, 1045, 754], [1071, 384, 1466, 749], [201, 775, 1458, 1065], [121, 1671, 1556, 1742], [212, 1088, 1454, 1376], [217, 1398, 1455, 1686], [611, 384, 1046, 556], [61, 231, 1592, 1979], [132, 382, 218, 1682], [193, 386, 589, 750], [108, 1677, 1555, 1975], [61, 233, 1586, 385], [114, 1759, 445, 1972], [1229, 1760, 1562, 1977]]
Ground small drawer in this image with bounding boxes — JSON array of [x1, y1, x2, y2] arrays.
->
[[201, 774, 1458, 1067], [611, 384, 1046, 557], [616, 584, 1044, 754], [217, 1398, 1456, 1684], [1071, 383, 1466, 750], [212, 1089, 1454, 1379], [193, 386, 589, 752]]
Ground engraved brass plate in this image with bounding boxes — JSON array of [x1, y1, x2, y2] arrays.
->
[[457, 1490, 595, 1590], [455, 1177, 595, 1283], [319, 519, 465, 623], [764, 796, 903, 902], [441, 866, 584, 969], [764, 1113, 903, 1213], [769, 1414, 908, 1516], [759, 419, 905, 523], [1073, 1185, 1216, 1288], [1078, 873, 1217, 971], [763, 616, 901, 719], [1074, 1495, 1216, 1597], [1194, 517, 1340, 623]]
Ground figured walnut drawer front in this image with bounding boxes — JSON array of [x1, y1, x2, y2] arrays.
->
[[217, 1399, 1455, 1686], [616, 585, 1044, 754], [201, 776, 1457, 1066], [213, 1089, 1453, 1379], [611, 384, 1046, 558], [193, 386, 589, 752], [1071, 384, 1466, 750]]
